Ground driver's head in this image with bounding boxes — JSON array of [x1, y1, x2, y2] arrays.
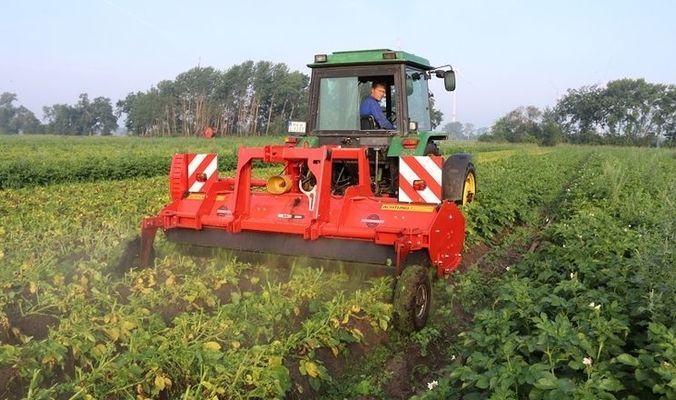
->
[[370, 82, 387, 101]]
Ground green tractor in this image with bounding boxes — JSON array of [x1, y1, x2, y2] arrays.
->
[[287, 49, 476, 204]]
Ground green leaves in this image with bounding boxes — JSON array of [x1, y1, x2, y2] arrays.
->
[[0, 136, 248, 189], [425, 146, 676, 399]]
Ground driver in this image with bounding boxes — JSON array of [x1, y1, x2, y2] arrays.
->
[[360, 81, 395, 129]]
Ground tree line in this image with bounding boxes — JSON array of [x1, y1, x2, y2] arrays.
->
[[2, 71, 673, 146], [117, 61, 309, 136], [478, 78, 676, 146], [0, 92, 118, 135], [0, 60, 310, 137]]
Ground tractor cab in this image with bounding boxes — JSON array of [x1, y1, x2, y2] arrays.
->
[[291, 49, 455, 155], [288, 49, 457, 197]]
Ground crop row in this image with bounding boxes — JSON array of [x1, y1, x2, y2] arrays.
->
[[0, 175, 395, 398], [4, 142, 664, 398], [463, 147, 587, 245], [0, 136, 543, 189], [0, 145, 590, 398], [419, 147, 675, 399], [0, 136, 282, 189], [345, 147, 591, 397]]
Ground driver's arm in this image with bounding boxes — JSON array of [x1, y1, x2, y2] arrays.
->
[[364, 98, 394, 129]]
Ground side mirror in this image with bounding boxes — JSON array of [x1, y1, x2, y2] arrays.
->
[[444, 70, 456, 91]]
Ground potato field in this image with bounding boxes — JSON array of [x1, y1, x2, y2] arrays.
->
[[0, 136, 673, 399]]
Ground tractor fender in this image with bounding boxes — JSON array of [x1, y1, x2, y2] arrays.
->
[[442, 153, 475, 202]]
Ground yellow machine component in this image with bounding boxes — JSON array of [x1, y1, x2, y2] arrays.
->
[[462, 171, 476, 205], [266, 175, 293, 194]]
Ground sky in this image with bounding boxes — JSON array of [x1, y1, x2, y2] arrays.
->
[[1, 0, 675, 129]]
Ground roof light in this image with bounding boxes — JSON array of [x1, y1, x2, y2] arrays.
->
[[382, 51, 397, 60], [314, 54, 328, 63]]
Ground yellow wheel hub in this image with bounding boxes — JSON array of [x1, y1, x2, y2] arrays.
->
[[462, 172, 476, 205]]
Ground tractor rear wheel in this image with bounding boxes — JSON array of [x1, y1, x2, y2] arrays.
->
[[442, 154, 476, 205], [459, 167, 477, 205], [393, 265, 431, 333]]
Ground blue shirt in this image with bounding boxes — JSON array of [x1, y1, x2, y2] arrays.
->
[[360, 96, 395, 129]]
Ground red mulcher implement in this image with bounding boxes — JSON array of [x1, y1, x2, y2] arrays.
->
[[138, 50, 476, 332]]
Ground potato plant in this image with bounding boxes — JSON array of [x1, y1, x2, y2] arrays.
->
[[1, 137, 673, 399], [418, 147, 675, 399]]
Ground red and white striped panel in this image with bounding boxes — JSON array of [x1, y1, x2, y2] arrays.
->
[[187, 153, 218, 192], [398, 156, 443, 204]]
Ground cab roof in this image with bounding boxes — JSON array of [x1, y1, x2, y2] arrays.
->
[[308, 49, 434, 70]]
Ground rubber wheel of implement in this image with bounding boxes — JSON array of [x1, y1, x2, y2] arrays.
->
[[393, 265, 431, 333], [459, 166, 477, 206], [424, 142, 441, 156]]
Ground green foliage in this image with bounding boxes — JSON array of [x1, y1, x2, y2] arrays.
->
[[0, 173, 393, 398], [0, 92, 41, 134], [1, 139, 673, 398], [422, 147, 676, 399], [117, 61, 310, 137], [483, 79, 676, 147], [554, 79, 676, 146], [0, 135, 279, 189], [42, 93, 118, 135], [488, 106, 543, 143]]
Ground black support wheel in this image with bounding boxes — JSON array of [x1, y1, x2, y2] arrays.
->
[[392, 265, 431, 333]]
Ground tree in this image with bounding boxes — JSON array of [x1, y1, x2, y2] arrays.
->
[[429, 95, 443, 129], [10, 106, 41, 133], [43, 103, 80, 134], [44, 93, 117, 135], [553, 79, 675, 145], [116, 61, 308, 136], [655, 85, 676, 145], [463, 122, 476, 138], [489, 106, 543, 143], [442, 121, 463, 139], [0, 92, 19, 134], [0, 92, 42, 134], [89, 96, 118, 135]]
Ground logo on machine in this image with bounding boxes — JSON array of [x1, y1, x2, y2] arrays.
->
[[381, 204, 436, 212], [361, 214, 384, 228]]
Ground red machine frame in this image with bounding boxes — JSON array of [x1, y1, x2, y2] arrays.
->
[[141, 145, 465, 277]]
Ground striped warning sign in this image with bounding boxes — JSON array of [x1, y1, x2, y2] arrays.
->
[[398, 156, 443, 204], [187, 153, 218, 192]]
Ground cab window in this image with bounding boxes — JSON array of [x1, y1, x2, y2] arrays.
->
[[406, 68, 431, 131], [317, 77, 359, 130]]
